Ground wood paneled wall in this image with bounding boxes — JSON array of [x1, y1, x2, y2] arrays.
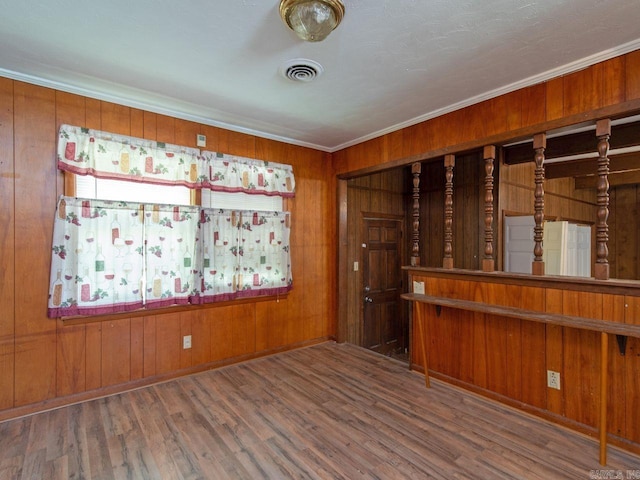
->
[[0, 79, 336, 419], [343, 170, 406, 344], [333, 51, 640, 174], [413, 151, 493, 269], [610, 184, 640, 279], [406, 270, 640, 450], [335, 49, 640, 455]]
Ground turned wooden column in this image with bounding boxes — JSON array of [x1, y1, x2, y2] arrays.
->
[[411, 162, 421, 267], [594, 119, 611, 280], [443, 154, 455, 269], [483, 146, 496, 272], [532, 133, 546, 276]]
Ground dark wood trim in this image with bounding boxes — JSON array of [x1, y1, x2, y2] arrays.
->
[[504, 120, 640, 165], [594, 119, 612, 280], [336, 99, 640, 180], [532, 133, 546, 275], [337, 178, 349, 343]]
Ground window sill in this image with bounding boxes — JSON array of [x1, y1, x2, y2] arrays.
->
[[59, 292, 289, 326]]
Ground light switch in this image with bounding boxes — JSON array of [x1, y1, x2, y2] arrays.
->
[[353, 261, 359, 271]]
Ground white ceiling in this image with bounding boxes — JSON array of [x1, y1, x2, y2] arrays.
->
[[1, 0, 639, 152]]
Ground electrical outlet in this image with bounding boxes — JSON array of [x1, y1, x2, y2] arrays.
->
[[547, 370, 561, 390], [183, 335, 192, 349]]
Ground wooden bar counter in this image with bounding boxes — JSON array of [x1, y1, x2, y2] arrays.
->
[[402, 267, 640, 465]]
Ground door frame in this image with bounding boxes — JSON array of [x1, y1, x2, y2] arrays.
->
[[359, 212, 406, 353]]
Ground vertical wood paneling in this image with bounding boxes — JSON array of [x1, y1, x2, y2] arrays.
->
[[13, 82, 57, 406], [563, 64, 603, 117], [101, 319, 131, 387], [625, 296, 640, 442], [544, 289, 564, 415], [521, 83, 547, 128], [604, 295, 627, 437], [56, 323, 86, 396], [155, 313, 182, 375], [255, 299, 289, 351], [231, 303, 256, 357], [143, 315, 157, 378], [130, 108, 144, 138], [625, 49, 640, 100], [155, 114, 175, 144], [100, 102, 131, 135], [85, 98, 101, 129], [179, 312, 192, 370], [190, 309, 211, 366], [0, 77, 333, 421], [54, 91, 87, 397], [0, 77, 15, 410], [602, 56, 626, 107], [210, 306, 234, 361], [561, 291, 602, 427], [130, 317, 144, 381], [85, 323, 102, 391]]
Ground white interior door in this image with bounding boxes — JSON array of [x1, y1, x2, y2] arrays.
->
[[576, 225, 592, 277], [543, 221, 568, 275], [504, 215, 535, 274]]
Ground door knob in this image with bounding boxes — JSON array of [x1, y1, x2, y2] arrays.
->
[[364, 285, 371, 293], [364, 296, 373, 303]]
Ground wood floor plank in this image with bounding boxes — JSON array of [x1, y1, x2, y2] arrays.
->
[[1, 341, 639, 479]]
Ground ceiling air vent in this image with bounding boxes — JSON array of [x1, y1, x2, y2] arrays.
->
[[280, 58, 324, 82]]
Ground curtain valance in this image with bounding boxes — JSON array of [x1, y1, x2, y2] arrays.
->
[[201, 151, 295, 198], [57, 125, 295, 197], [57, 124, 204, 188]]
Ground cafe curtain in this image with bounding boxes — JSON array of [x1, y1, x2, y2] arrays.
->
[[50, 125, 295, 318], [48, 197, 292, 318], [194, 209, 292, 304]]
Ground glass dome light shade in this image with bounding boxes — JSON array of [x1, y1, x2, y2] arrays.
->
[[280, 0, 345, 42]]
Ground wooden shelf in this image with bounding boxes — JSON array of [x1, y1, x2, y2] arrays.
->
[[401, 293, 640, 338]]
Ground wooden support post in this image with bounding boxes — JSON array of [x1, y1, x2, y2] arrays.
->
[[599, 331, 608, 465], [483, 146, 495, 272], [411, 162, 421, 267], [415, 304, 430, 388], [443, 154, 455, 269], [532, 133, 546, 276], [595, 119, 611, 280]]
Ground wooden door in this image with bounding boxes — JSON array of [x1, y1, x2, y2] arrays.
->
[[362, 217, 404, 356]]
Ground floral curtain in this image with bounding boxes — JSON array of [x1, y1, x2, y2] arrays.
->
[[57, 125, 296, 198], [202, 151, 295, 197], [48, 196, 292, 318], [194, 209, 292, 304], [57, 124, 205, 188]]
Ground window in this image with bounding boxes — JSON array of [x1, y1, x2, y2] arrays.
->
[[48, 125, 294, 318]]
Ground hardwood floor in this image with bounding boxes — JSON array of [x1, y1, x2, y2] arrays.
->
[[1, 342, 639, 479]]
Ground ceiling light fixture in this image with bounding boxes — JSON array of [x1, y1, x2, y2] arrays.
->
[[279, 0, 345, 42]]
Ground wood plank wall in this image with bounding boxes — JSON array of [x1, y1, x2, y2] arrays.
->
[[0, 79, 336, 420], [334, 50, 640, 454], [610, 185, 640, 279], [407, 271, 640, 450], [333, 51, 640, 174]]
